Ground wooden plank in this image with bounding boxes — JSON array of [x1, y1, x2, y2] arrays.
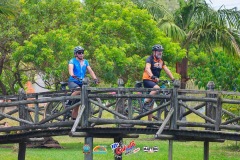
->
[[222, 117, 240, 125], [88, 93, 171, 99], [180, 102, 205, 118], [70, 104, 85, 134], [0, 112, 33, 125], [88, 118, 163, 126], [0, 96, 80, 107], [179, 102, 215, 124], [222, 99, 240, 104], [177, 121, 215, 128], [133, 101, 170, 120], [155, 108, 174, 138], [38, 101, 81, 124], [178, 96, 217, 102], [0, 121, 74, 132], [89, 99, 128, 119], [0, 108, 18, 121]]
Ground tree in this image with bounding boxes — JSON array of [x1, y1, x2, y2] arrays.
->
[[189, 50, 240, 91], [132, 0, 240, 89], [1, 0, 185, 94], [0, 0, 82, 94], [80, 0, 185, 86]]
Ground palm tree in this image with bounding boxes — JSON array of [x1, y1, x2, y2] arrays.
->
[[133, 0, 240, 88]]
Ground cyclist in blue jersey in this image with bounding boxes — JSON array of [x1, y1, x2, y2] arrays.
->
[[68, 46, 99, 120]]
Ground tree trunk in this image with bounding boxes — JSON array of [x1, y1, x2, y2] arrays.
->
[[176, 57, 188, 89]]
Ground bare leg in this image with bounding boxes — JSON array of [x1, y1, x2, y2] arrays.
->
[[71, 90, 81, 119], [145, 85, 160, 121]]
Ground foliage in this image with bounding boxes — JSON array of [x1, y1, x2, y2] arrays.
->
[[133, 0, 240, 91], [1, 0, 82, 93], [0, 0, 185, 94], [0, 0, 16, 17], [3, 0, 239, 95], [190, 51, 240, 91], [80, 0, 185, 86], [12, 30, 78, 88]]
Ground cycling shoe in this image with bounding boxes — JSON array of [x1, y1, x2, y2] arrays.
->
[[142, 100, 154, 112]]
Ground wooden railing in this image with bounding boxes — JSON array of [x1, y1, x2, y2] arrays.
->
[[0, 80, 240, 135], [0, 80, 240, 160]]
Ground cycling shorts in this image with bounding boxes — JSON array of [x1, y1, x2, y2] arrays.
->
[[143, 80, 157, 88], [68, 81, 82, 90]]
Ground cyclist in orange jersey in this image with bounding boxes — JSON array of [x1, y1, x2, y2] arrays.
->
[[142, 44, 175, 127]]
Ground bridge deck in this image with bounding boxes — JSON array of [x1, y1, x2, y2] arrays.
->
[[1, 127, 240, 144]]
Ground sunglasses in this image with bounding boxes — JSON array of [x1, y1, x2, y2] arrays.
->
[[76, 51, 84, 55]]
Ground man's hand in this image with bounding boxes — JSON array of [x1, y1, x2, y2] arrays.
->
[[151, 75, 157, 80], [94, 78, 100, 84], [151, 75, 159, 82], [72, 75, 77, 79]]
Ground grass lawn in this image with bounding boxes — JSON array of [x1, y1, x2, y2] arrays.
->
[[0, 135, 239, 160]]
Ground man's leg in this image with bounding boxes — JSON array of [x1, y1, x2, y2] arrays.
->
[[71, 90, 81, 120], [146, 85, 160, 121], [68, 82, 82, 120]]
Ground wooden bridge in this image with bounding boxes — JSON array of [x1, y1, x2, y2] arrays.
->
[[0, 79, 240, 160]]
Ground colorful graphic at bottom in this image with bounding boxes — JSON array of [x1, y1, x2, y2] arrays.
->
[[143, 146, 159, 153], [111, 140, 139, 158], [93, 145, 107, 154], [83, 144, 90, 154]]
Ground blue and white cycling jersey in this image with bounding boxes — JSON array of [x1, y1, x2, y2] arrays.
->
[[68, 58, 89, 85]]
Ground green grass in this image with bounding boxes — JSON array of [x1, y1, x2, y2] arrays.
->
[[0, 135, 239, 160]]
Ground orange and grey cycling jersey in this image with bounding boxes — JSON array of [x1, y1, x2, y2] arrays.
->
[[142, 55, 165, 81]]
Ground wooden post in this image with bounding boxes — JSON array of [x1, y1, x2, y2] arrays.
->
[[204, 81, 215, 160], [34, 94, 39, 123], [116, 78, 124, 127], [215, 94, 222, 131], [168, 80, 180, 160], [81, 78, 94, 160], [18, 88, 27, 160], [170, 80, 179, 160], [206, 81, 215, 129], [82, 78, 90, 127], [168, 140, 173, 160], [170, 80, 180, 129], [114, 137, 122, 160], [84, 137, 93, 160], [204, 141, 209, 160]]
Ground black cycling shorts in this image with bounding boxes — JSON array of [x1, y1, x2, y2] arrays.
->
[[68, 81, 82, 90], [143, 80, 157, 88]]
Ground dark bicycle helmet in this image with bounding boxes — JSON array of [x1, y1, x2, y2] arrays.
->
[[74, 46, 84, 54], [152, 44, 164, 51]]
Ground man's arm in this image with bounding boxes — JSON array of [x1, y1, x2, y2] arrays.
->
[[163, 65, 174, 80], [145, 63, 159, 81], [145, 63, 153, 78], [68, 64, 75, 77], [87, 66, 97, 79]]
